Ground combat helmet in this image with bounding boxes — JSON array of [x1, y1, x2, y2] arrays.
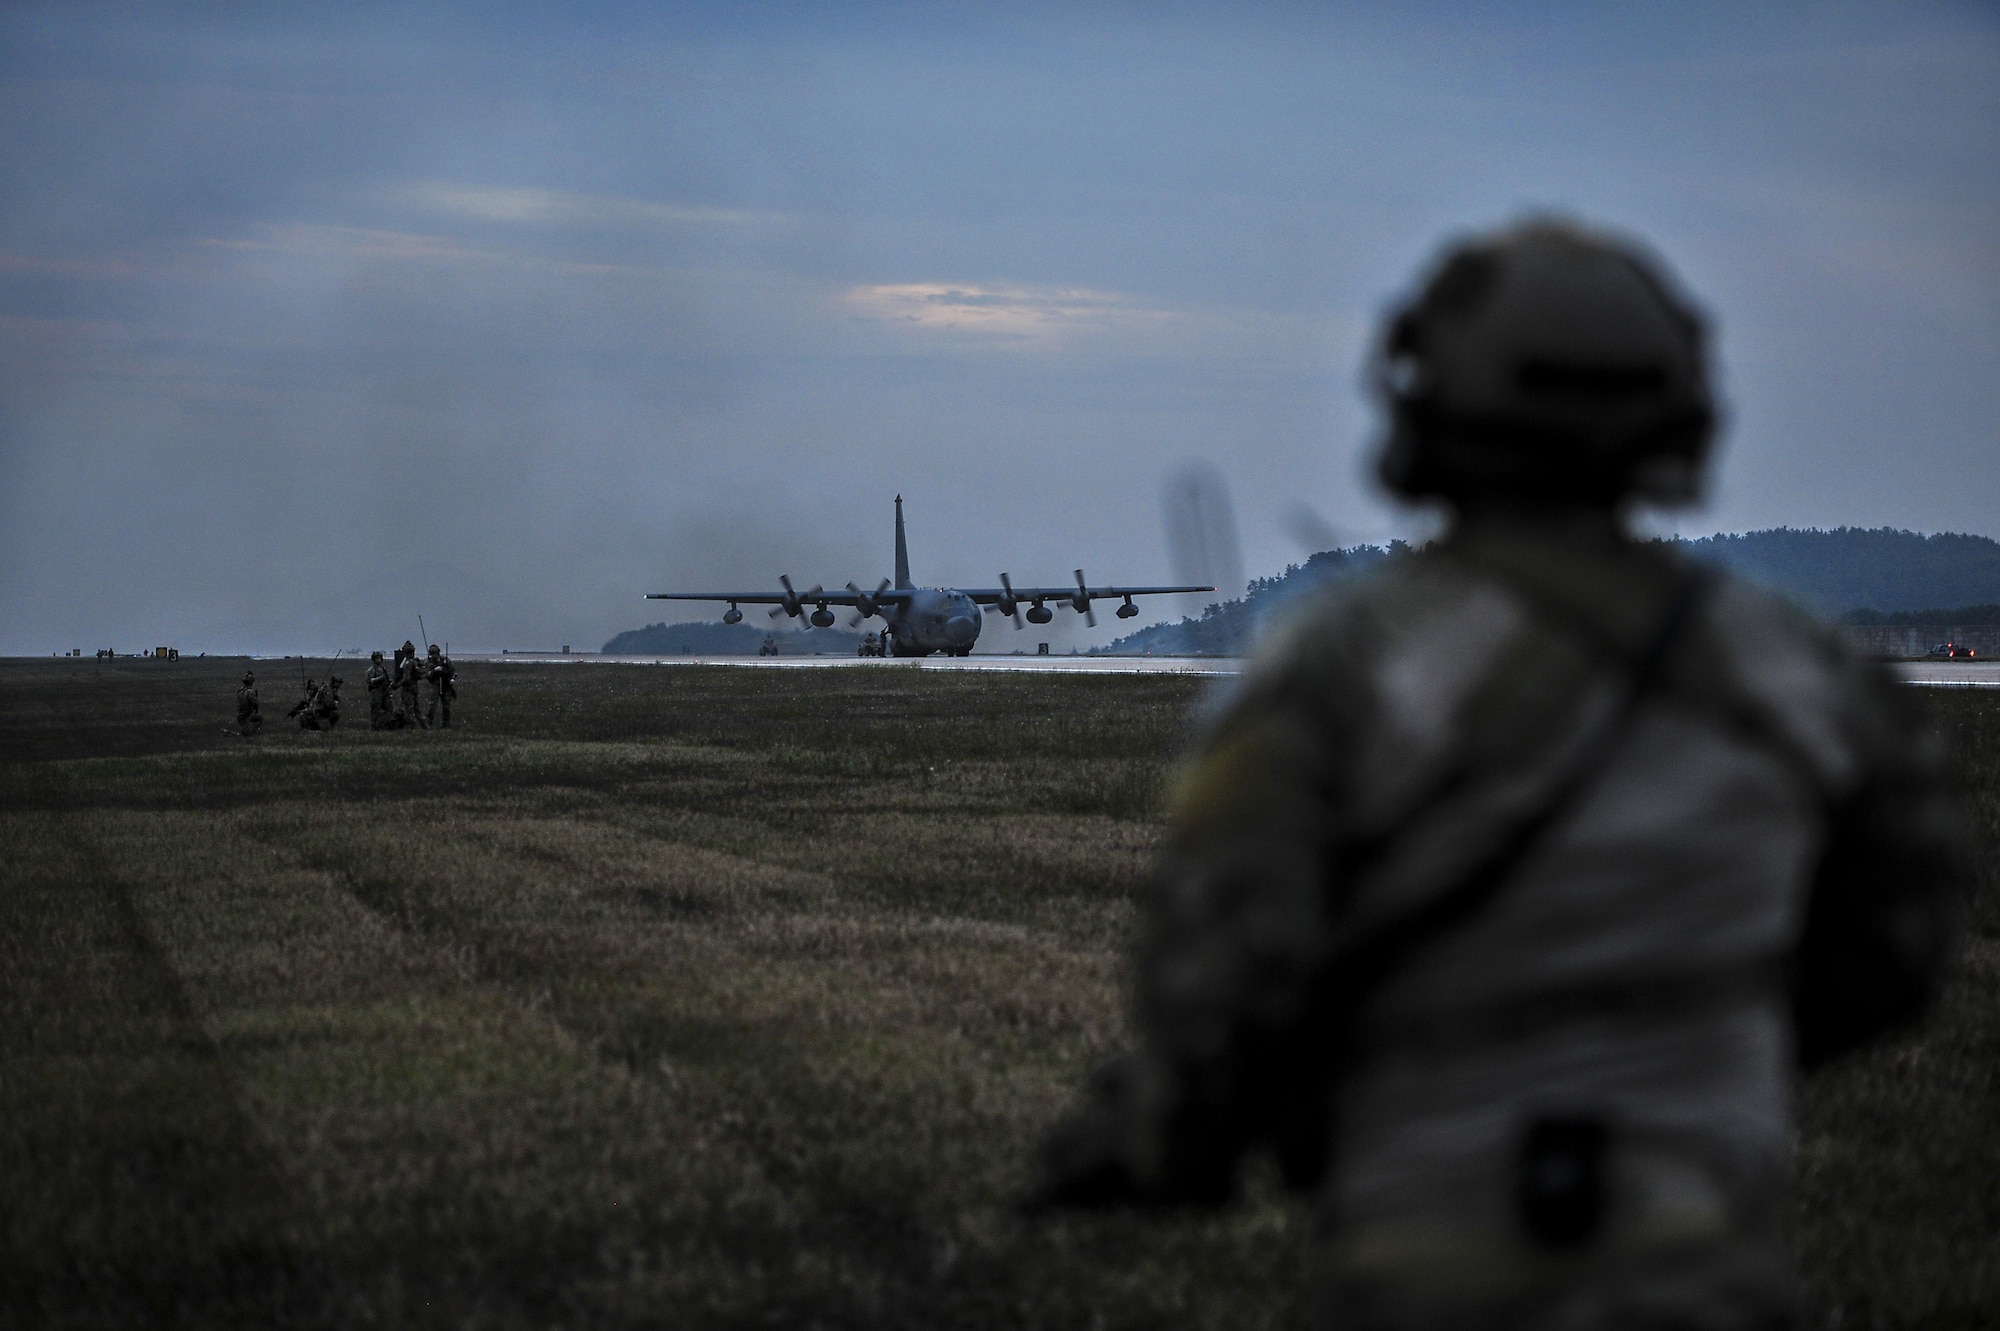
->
[[242, 671, 254, 685], [1373, 219, 1716, 507], [428, 643, 441, 656], [371, 650, 384, 661]]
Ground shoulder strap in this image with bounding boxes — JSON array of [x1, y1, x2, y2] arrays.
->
[[1270, 565, 1713, 1189], [1343, 564, 1712, 997]]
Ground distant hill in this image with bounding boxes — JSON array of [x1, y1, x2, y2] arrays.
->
[[1099, 527, 2000, 656], [1841, 604, 2000, 627], [1098, 544, 1401, 655], [603, 620, 867, 655], [1675, 528, 2000, 617]]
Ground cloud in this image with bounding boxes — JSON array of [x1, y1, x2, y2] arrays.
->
[[842, 281, 1177, 343], [0, 252, 145, 278], [402, 183, 772, 230], [203, 222, 503, 264], [198, 222, 663, 279]]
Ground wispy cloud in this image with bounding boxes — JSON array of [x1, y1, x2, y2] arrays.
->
[[203, 223, 502, 263], [0, 252, 145, 278], [842, 282, 1176, 342], [403, 184, 772, 229], [200, 223, 659, 277]]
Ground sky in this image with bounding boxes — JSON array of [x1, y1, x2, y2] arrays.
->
[[2, 2, 1995, 655]]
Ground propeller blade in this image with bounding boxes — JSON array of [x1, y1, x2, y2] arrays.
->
[[1074, 569, 1096, 627], [1002, 572, 1023, 629]]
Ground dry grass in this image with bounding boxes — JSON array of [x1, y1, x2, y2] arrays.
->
[[0, 655, 1993, 1328]]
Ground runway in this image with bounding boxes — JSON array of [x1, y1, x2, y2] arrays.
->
[[1891, 661, 2000, 688], [467, 652, 1241, 676], [462, 653, 2000, 687]]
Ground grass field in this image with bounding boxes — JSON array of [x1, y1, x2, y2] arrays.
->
[[1, 656, 1994, 1329]]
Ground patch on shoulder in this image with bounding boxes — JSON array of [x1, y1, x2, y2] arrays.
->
[[1167, 719, 1291, 844]]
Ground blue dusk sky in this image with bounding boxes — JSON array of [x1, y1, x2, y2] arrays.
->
[[1, 3, 1995, 653]]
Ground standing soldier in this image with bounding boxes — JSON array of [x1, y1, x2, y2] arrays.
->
[[1027, 221, 1967, 1330], [396, 640, 426, 729], [425, 642, 456, 729], [365, 651, 395, 728], [235, 670, 262, 735]]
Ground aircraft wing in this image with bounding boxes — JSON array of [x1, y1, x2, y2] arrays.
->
[[960, 584, 1214, 604], [644, 589, 916, 606]]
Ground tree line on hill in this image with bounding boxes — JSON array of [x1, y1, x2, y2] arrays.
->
[[603, 620, 866, 655], [1098, 527, 2000, 656]]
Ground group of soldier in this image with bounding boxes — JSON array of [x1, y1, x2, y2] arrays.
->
[[233, 641, 455, 735]]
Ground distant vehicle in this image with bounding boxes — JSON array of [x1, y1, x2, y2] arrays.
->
[[1927, 641, 1978, 659], [758, 634, 779, 657], [647, 497, 1213, 658]]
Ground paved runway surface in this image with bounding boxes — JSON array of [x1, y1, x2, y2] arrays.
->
[[1892, 661, 2000, 688], [458, 653, 2000, 686], [468, 652, 1242, 675]]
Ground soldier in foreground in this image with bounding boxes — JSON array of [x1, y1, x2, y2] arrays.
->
[[234, 670, 261, 735], [396, 640, 426, 729], [1028, 222, 1966, 1329]]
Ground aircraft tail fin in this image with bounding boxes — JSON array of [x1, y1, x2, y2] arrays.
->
[[894, 495, 912, 589]]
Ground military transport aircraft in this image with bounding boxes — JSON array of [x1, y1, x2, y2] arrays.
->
[[646, 496, 1214, 657]]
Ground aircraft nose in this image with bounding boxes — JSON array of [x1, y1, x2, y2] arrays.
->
[[943, 615, 978, 646]]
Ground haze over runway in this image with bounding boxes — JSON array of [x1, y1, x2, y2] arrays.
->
[[2, 3, 1995, 656]]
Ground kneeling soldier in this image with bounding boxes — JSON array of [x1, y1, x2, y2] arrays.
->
[[1028, 221, 1967, 1331]]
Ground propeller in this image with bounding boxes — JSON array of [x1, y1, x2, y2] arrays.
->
[[1071, 570, 1096, 627], [846, 578, 891, 627], [984, 572, 1024, 629], [770, 574, 803, 621]]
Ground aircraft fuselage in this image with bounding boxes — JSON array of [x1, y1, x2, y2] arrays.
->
[[883, 588, 982, 657]]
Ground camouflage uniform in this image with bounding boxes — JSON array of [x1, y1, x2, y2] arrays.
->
[[366, 653, 394, 729], [424, 645, 454, 729], [1030, 224, 1966, 1331], [235, 672, 261, 735], [314, 675, 342, 729], [396, 642, 426, 729], [288, 680, 321, 730]]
